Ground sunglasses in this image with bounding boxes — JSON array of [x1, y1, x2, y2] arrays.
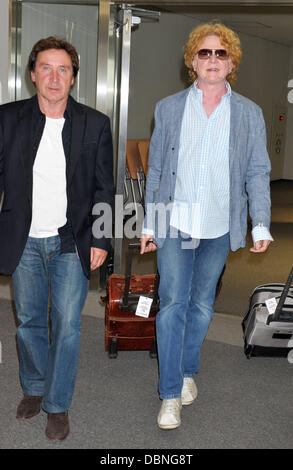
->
[[196, 49, 229, 60]]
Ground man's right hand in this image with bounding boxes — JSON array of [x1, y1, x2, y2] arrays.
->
[[140, 234, 157, 254]]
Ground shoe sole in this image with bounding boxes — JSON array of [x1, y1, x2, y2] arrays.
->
[[16, 409, 41, 419], [45, 429, 70, 441], [182, 397, 197, 406], [181, 389, 198, 406], [158, 422, 181, 430]]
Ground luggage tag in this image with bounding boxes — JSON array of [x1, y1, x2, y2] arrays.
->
[[265, 297, 278, 314], [135, 296, 153, 318]]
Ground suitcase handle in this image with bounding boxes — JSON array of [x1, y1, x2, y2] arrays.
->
[[271, 266, 293, 322], [122, 242, 159, 309]]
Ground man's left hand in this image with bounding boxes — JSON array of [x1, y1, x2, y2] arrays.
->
[[250, 240, 271, 253], [90, 247, 108, 270]]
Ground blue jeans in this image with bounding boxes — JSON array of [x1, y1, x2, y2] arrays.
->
[[12, 236, 88, 413], [156, 231, 230, 399]]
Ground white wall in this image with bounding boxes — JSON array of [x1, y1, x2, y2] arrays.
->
[[128, 12, 290, 180], [0, 0, 10, 104], [20, 3, 98, 108], [234, 31, 289, 180], [128, 13, 197, 139]]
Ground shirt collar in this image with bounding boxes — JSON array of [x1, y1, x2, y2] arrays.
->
[[32, 93, 72, 122], [192, 80, 231, 98]]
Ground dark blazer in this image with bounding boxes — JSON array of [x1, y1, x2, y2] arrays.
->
[[0, 95, 115, 278]]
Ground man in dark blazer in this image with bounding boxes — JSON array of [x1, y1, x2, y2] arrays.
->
[[0, 37, 115, 440]]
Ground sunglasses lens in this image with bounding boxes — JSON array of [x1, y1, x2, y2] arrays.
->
[[216, 49, 228, 60], [197, 49, 228, 60], [197, 49, 210, 59]]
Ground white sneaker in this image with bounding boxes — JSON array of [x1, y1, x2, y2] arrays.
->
[[157, 398, 182, 430], [181, 377, 198, 405]]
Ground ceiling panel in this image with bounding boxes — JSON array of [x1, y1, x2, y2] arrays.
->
[[128, 3, 293, 46]]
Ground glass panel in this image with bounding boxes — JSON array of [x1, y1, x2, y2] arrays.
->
[[19, 2, 99, 107]]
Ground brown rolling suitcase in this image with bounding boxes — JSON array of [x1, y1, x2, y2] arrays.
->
[[103, 242, 159, 358]]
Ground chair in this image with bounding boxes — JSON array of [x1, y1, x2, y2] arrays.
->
[[125, 139, 145, 211], [137, 139, 150, 176]]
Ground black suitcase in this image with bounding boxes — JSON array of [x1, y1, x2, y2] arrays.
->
[[242, 266, 293, 359]]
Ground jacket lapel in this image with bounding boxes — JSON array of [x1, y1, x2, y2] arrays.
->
[[17, 97, 36, 204], [169, 86, 191, 174], [170, 86, 190, 141], [67, 97, 86, 187], [229, 92, 243, 169]]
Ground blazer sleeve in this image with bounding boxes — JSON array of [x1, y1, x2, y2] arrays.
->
[[91, 116, 115, 251], [0, 113, 4, 199], [143, 102, 163, 234], [245, 106, 271, 230]]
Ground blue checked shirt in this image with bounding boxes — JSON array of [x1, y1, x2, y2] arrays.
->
[[169, 82, 272, 243]]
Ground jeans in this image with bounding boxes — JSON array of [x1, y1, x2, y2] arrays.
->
[[156, 230, 230, 399], [12, 236, 88, 413]]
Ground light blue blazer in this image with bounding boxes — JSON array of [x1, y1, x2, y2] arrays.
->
[[144, 85, 271, 251]]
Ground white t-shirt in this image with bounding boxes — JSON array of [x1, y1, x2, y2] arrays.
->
[[29, 116, 67, 238]]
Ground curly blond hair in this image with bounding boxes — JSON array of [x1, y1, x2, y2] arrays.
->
[[184, 22, 242, 85]]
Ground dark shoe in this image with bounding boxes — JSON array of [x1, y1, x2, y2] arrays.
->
[[46, 412, 70, 441], [16, 396, 43, 419]]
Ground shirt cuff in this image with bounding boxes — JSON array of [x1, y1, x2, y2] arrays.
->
[[141, 228, 154, 237], [251, 225, 274, 244]]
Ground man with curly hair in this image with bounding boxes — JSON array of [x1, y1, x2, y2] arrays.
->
[[140, 22, 273, 429]]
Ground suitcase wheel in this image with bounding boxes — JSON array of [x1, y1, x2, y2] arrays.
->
[[244, 345, 254, 359], [149, 338, 157, 359], [108, 338, 119, 359]]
